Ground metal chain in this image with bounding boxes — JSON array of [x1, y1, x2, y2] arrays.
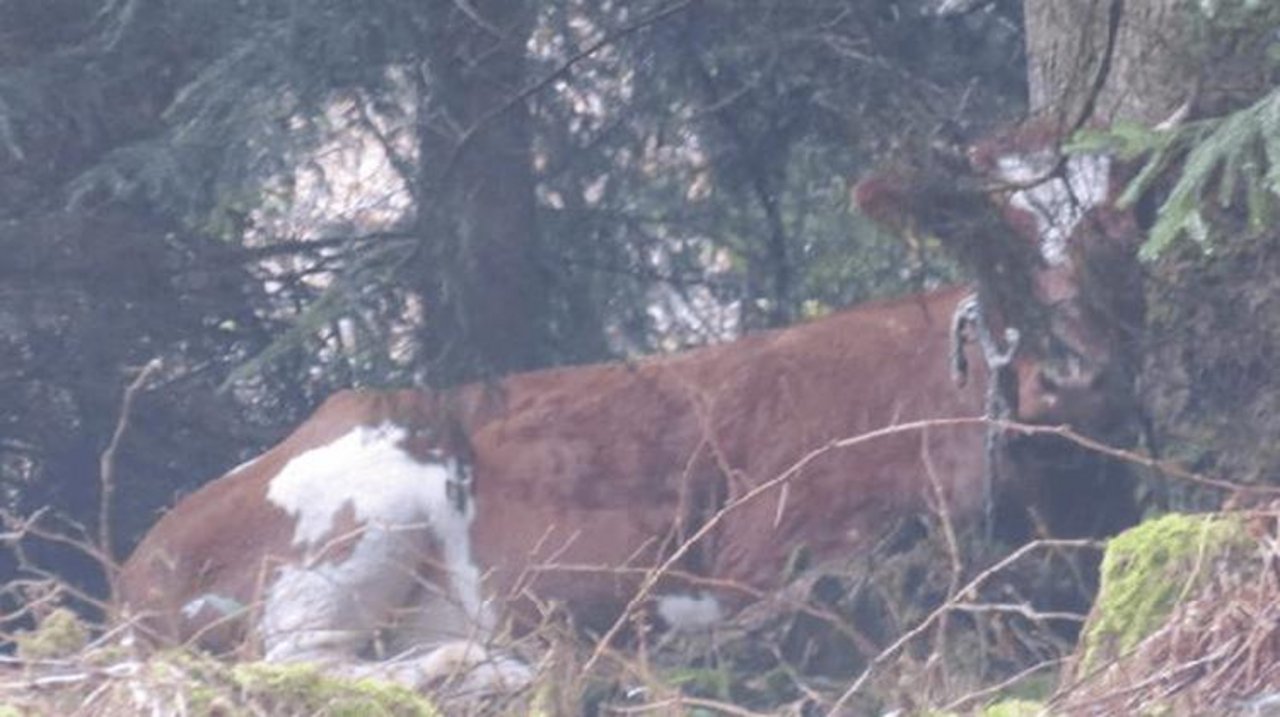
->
[[951, 293, 1020, 540]]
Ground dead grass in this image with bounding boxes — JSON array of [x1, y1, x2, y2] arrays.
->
[[7, 509, 1280, 716], [6, 378, 1280, 716]]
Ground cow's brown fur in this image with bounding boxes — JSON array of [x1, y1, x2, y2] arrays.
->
[[118, 286, 1130, 650]]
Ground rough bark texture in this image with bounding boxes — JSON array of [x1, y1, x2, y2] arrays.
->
[[1024, 0, 1194, 126], [1025, 0, 1278, 126], [417, 0, 548, 381]]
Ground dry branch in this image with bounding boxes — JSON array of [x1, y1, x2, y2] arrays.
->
[[98, 358, 162, 602]]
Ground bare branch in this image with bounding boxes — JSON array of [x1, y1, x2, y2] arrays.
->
[[98, 358, 161, 603]]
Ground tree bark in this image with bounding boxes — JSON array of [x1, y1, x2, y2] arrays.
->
[[1023, 0, 1194, 126], [1025, 0, 1277, 126], [417, 0, 548, 381]]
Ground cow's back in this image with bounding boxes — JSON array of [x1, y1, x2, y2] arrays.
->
[[119, 287, 991, 649], [462, 285, 988, 627]]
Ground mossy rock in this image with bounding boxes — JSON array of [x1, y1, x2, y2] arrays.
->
[[1075, 513, 1253, 674], [0, 650, 443, 717], [13, 608, 88, 660], [228, 662, 439, 717]]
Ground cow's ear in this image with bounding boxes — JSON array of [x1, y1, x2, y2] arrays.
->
[[851, 172, 913, 234]]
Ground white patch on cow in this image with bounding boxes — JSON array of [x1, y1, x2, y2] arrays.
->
[[656, 593, 723, 632], [260, 423, 491, 662], [265, 423, 462, 547], [995, 151, 1110, 265]]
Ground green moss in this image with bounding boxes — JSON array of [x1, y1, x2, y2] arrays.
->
[[231, 663, 439, 717], [1078, 513, 1252, 672], [13, 608, 88, 660], [0, 650, 447, 717], [980, 699, 1046, 717]]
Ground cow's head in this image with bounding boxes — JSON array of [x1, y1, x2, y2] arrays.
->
[[857, 119, 1145, 442]]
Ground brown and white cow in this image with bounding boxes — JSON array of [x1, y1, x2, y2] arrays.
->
[[116, 126, 1144, 690]]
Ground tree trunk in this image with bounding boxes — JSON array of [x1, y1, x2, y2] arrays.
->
[[1023, 0, 1193, 126], [417, 0, 548, 382], [1025, 0, 1276, 126]]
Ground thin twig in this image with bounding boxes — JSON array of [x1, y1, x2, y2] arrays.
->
[[997, 420, 1271, 497], [947, 601, 1087, 624], [98, 358, 161, 603], [607, 694, 772, 716], [942, 657, 1064, 713], [922, 427, 964, 695]]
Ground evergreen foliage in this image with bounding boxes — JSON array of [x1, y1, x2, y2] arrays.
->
[[1067, 2, 1280, 260], [1073, 86, 1280, 260]]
